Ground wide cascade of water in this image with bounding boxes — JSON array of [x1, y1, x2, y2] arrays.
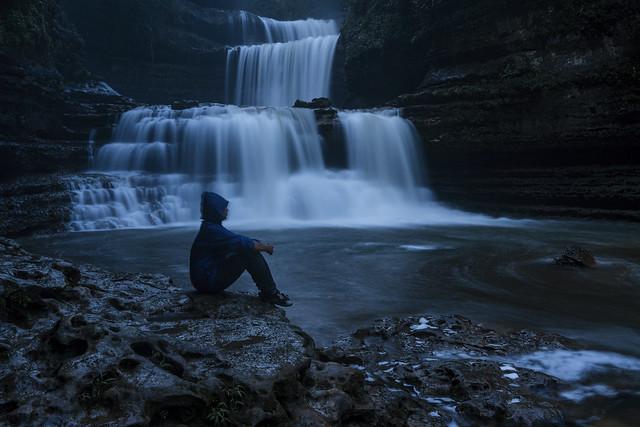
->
[[69, 11, 483, 231], [70, 107, 450, 230], [226, 13, 339, 106]]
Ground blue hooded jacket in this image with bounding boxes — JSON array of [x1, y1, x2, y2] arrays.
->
[[189, 192, 256, 290]]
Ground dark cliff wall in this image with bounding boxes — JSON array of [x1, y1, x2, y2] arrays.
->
[[341, 0, 640, 219], [0, 0, 135, 235], [0, 0, 133, 174], [205, 0, 345, 20], [0, 0, 84, 144], [0, 0, 86, 80], [61, 0, 229, 104]]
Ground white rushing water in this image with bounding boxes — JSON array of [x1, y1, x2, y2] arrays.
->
[[230, 10, 338, 44], [69, 106, 490, 230], [226, 14, 339, 106], [69, 11, 495, 231]]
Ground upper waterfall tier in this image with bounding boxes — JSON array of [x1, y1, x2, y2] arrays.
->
[[226, 35, 339, 107], [225, 12, 340, 107], [230, 10, 339, 44]]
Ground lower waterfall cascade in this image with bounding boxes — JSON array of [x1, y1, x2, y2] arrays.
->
[[70, 106, 491, 230]]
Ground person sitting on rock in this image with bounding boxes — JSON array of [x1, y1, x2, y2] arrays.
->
[[189, 191, 292, 306]]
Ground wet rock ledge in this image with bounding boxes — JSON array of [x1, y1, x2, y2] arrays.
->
[[1, 238, 579, 426]]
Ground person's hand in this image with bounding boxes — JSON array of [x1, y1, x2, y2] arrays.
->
[[255, 242, 274, 255]]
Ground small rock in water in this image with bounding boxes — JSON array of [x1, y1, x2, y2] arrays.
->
[[171, 99, 200, 110], [554, 246, 597, 267], [293, 97, 332, 109]]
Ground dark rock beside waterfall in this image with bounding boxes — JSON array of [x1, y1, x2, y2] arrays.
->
[[60, 0, 231, 105], [314, 107, 339, 128], [313, 108, 347, 170], [0, 53, 134, 181], [0, 2, 135, 231], [294, 97, 333, 109], [171, 100, 201, 110], [0, 0, 132, 144], [0, 175, 73, 237], [554, 246, 597, 267]]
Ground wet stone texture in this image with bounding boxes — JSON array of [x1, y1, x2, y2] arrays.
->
[[1, 237, 590, 426], [0, 238, 369, 426], [319, 315, 576, 427]]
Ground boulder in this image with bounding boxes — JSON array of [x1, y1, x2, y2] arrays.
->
[[294, 97, 333, 109], [0, 238, 372, 426], [554, 246, 597, 267], [171, 100, 201, 110]]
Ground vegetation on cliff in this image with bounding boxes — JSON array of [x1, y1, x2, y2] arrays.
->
[[0, 0, 86, 81]]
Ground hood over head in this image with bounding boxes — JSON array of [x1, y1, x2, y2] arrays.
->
[[201, 192, 229, 223]]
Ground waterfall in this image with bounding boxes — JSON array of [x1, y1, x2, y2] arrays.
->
[[226, 15, 339, 106], [69, 11, 485, 231], [339, 110, 426, 197], [258, 17, 339, 43], [69, 107, 449, 230]]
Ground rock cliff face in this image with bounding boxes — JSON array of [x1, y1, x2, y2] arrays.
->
[[60, 0, 229, 104], [0, 0, 135, 235], [211, 0, 344, 21], [341, 0, 640, 219]]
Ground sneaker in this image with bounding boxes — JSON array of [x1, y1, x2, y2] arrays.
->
[[260, 290, 292, 307]]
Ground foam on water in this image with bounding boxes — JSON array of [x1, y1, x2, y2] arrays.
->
[[507, 350, 640, 382], [560, 384, 618, 402], [400, 244, 444, 252]]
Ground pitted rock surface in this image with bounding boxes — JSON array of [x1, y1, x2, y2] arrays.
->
[[319, 315, 576, 426], [0, 238, 378, 426], [2, 238, 617, 426]]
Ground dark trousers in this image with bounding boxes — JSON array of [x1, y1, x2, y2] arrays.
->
[[207, 251, 277, 295]]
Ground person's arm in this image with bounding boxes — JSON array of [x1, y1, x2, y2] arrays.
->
[[223, 228, 274, 255], [215, 226, 256, 253], [211, 225, 274, 255]]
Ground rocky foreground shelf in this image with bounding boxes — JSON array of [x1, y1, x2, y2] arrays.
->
[[1, 237, 595, 426]]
